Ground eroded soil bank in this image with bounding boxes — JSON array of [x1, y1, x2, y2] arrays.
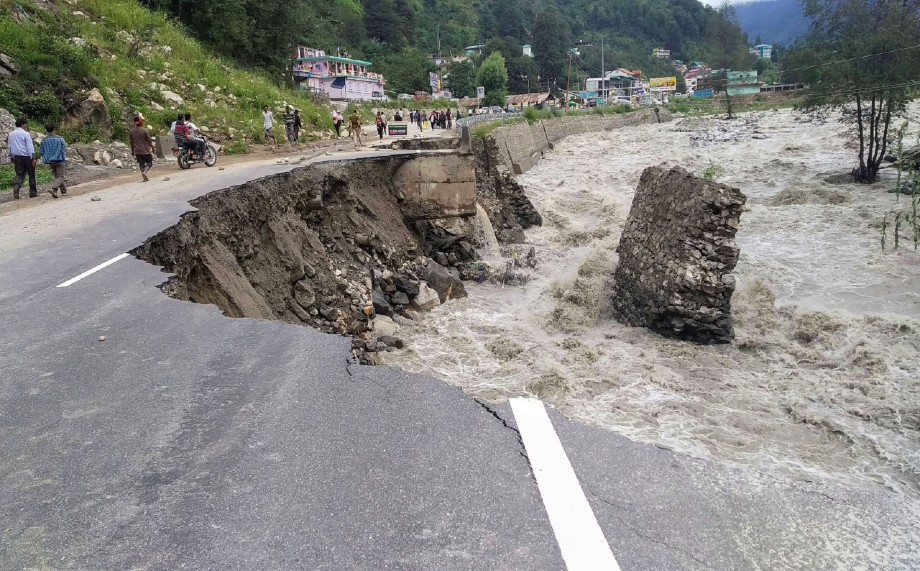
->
[[133, 156, 492, 364]]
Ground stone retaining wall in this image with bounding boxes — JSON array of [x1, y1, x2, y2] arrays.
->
[[489, 108, 672, 174]]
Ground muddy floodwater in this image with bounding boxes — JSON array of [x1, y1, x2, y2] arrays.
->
[[385, 109, 920, 495]]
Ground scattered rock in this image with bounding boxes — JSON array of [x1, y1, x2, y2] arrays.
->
[[98, 336, 107, 342], [91, 196, 102, 201], [394, 276, 420, 297], [93, 149, 112, 165], [371, 315, 400, 338], [65, 88, 112, 136], [411, 282, 441, 311], [0, 53, 17, 80], [372, 286, 392, 316], [378, 335, 405, 349], [421, 260, 467, 303], [390, 291, 410, 305], [160, 90, 184, 106], [293, 279, 315, 308], [110, 159, 123, 169]]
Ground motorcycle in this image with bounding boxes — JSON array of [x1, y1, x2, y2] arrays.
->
[[173, 137, 218, 170]]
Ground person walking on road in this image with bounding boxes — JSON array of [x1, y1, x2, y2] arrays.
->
[[283, 105, 296, 143], [262, 106, 276, 145], [293, 109, 302, 142], [7, 118, 37, 199], [349, 110, 364, 150], [332, 110, 343, 138], [375, 112, 387, 141], [130, 117, 155, 182], [416, 110, 424, 132], [38, 125, 67, 198]]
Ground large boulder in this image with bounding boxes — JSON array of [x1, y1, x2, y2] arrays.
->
[[411, 282, 441, 311], [160, 90, 184, 106], [0, 53, 17, 80], [421, 260, 467, 303], [610, 165, 746, 343], [0, 107, 16, 164], [65, 88, 112, 135]]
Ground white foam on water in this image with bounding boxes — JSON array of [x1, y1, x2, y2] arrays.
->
[[385, 108, 920, 495]]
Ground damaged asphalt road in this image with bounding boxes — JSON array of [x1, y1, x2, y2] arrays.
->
[[1, 155, 918, 570]]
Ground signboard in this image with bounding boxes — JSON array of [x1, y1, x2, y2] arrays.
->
[[429, 72, 441, 91], [388, 123, 408, 137], [477, 86, 485, 99], [649, 77, 677, 92], [692, 88, 713, 98]]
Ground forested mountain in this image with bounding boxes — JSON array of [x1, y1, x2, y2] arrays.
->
[[140, 0, 721, 95], [734, 0, 811, 45]]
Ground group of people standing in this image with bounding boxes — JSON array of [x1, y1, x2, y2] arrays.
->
[[406, 109, 453, 131], [261, 105, 303, 145]]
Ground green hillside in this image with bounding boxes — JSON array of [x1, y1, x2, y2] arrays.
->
[[0, 0, 330, 147], [139, 0, 718, 96]]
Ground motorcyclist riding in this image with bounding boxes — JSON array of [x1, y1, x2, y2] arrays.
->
[[182, 113, 207, 158]]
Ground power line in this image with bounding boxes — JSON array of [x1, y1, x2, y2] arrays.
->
[[800, 79, 920, 99], [780, 43, 920, 75]]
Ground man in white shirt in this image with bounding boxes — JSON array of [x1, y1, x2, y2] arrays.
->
[[183, 113, 207, 158], [6, 117, 37, 199], [262, 106, 276, 145]]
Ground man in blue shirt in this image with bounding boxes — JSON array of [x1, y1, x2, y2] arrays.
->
[[6, 117, 37, 199], [38, 125, 67, 198]]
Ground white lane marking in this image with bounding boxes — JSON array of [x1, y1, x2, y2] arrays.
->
[[56, 253, 130, 288], [510, 397, 621, 571]]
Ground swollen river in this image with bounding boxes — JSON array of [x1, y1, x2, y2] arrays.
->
[[385, 109, 920, 495]]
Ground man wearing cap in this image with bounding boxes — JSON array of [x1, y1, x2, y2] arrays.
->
[[38, 125, 68, 198], [6, 118, 37, 199], [130, 116, 155, 182]]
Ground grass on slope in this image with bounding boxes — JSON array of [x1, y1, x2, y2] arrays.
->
[[0, 0, 330, 145], [0, 164, 54, 191]]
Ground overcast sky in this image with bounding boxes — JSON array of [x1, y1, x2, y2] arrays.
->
[[699, 0, 766, 5]]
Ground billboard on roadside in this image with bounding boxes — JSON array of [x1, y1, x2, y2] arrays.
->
[[649, 77, 677, 92]]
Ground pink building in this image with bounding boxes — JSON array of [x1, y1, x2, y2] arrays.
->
[[291, 46, 386, 101]]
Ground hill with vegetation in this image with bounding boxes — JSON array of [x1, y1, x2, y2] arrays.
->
[[140, 0, 723, 96], [0, 0, 330, 150]]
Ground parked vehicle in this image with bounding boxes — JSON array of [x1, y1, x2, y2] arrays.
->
[[173, 137, 218, 170]]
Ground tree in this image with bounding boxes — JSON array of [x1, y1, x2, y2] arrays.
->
[[532, 10, 568, 84], [445, 60, 476, 98], [507, 55, 539, 94], [704, 1, 753, 117], [791, 0, 920, 182], [476, 52, 509, 106]]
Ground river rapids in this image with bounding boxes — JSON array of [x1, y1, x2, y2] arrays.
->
[[385, 108, 920, 495]]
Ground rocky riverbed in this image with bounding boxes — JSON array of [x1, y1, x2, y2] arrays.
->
[[384, 108, 920, 495]]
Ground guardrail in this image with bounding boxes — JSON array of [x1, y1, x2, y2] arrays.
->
[[456, 112, 520, 128]]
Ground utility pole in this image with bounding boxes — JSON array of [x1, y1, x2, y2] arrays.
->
[[437, 25, 441, 58], [566, 52, 573, 104], [600, 36, 605, 102]]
